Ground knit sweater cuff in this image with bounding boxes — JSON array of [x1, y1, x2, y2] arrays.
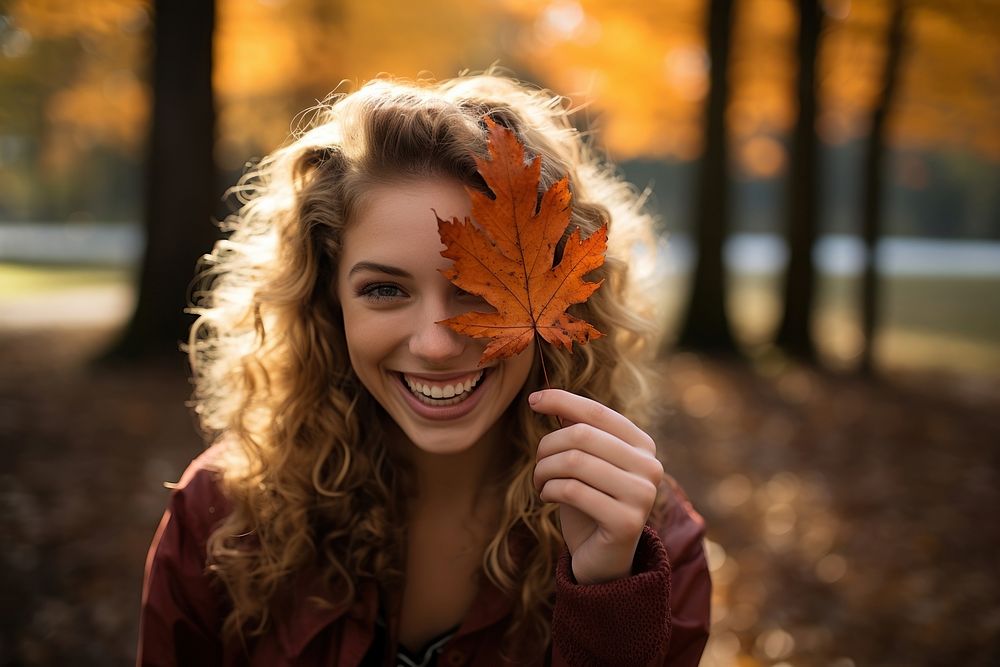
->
[[552, 525, 671, 666]]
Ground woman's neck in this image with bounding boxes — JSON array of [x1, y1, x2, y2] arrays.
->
[[386, 421, 506, 518]]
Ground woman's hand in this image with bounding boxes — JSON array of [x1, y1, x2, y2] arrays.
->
[[529, 389, 664, 585]]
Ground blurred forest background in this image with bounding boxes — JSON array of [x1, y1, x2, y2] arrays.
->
[[0, 0, 998, 665]]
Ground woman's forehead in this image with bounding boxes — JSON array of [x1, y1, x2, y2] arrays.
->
[[340, 178, 471, 270]]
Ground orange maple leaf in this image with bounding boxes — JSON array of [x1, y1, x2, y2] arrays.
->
[[436, 117, 607, 366]]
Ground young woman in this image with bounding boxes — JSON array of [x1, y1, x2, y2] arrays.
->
[[138, 73, 710, 666]]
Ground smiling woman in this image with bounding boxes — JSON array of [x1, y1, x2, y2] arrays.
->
[[137, 71, 711, 666], [338, 178, 534, 452]]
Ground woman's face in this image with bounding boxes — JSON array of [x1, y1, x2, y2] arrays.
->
[[337, 177, 534, 455]]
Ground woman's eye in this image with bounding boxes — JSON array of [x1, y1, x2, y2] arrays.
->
[[358, 283, 406, 303]]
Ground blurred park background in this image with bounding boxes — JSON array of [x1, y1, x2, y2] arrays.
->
[[1, 0, 998, 665]]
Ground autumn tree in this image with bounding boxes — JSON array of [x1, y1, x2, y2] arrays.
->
[[774, 0, 824, 363], [103, 0, 218, 362], [675, 0, 739, 354], [859, 0, 908, 375]]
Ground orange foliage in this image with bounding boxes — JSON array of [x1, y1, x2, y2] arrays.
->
[[11, 0, 148, 38], [436, 119, 606, 365], [820, 0, 1000, 158], [214, 0, 507, 165], [504, 0, 1000, 165], [4, 0, 149, 175], [500, 0, 706, 161], [5, 0, 998, 173]]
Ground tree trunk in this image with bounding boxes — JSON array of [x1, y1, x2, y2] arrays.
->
[[860, 0, 907, 375], [674, 0, 739, 355], [102, 0, 218, 363], [774, 0, 824, 362]]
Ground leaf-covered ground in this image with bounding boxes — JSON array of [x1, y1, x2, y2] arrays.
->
[[1, 325, 998, 666]]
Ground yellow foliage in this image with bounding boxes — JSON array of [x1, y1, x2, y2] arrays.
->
[[6, 0, 998, 169], [496, 0, 707, 160], [6, 0, 149, 177], [214, 0, 506, 159], [12, 0, 148, 38]]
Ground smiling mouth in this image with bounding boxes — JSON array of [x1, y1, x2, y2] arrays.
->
[[399, 369, 488, 407]]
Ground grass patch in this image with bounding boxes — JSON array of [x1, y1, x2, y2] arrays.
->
[[667, 271, 1000, 373], [0, 263, 132, 297]]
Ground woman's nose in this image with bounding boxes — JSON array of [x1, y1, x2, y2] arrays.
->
[[408, 301, 467, 363]]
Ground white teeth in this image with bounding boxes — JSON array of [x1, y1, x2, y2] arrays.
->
[[402, 370, 485, 405]]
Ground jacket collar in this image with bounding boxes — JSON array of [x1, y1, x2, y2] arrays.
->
[[270, 573, 516, 658], [273, 573, 378, 658], [270, 529, 530, 657]]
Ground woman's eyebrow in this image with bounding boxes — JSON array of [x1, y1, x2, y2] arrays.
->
[[347, 261, 412, 279]]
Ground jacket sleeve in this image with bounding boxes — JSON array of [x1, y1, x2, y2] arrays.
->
[[550, 476, 711, 666], [136, 456, 229, 667]]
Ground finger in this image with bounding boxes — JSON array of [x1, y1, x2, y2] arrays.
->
[[535, 423, 664, 484], [533, 449, 659, 508], [528, 389, 656, 455], [538, 478, 648, 542]]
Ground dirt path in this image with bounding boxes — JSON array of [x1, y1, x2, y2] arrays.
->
[[1, 324, 998, 665], [656, 354, 1000, 666], [0, 325, 202, 665]]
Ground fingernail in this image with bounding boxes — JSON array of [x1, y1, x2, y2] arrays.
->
[[528, 391, 541, 405]]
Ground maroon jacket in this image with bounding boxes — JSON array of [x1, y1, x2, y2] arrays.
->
[[137, 449, 711, 666]]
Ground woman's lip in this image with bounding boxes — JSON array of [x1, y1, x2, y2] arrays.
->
[[393, 368, 492, 421]]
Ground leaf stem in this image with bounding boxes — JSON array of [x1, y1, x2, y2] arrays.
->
[[535, 341, 564, 428], [536, 340, 551, 390]]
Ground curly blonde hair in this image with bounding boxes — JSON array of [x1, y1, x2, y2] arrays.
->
[[187, 71, 662, 653]]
